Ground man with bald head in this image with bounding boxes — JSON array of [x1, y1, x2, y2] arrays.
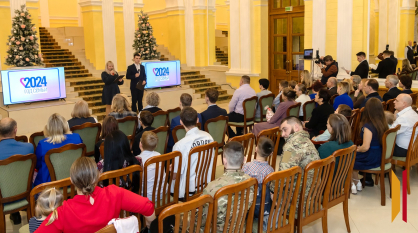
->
[[392, 94, 418, 157], [327, 77, 338, 96], [0, 118, 34, 160]]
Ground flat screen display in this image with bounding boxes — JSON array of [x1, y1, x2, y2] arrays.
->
[[1, 67, 66, 105], [304, 49, 314, 59], [142, 60, 181, 89]]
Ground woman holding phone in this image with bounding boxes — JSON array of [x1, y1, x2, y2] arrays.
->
[[102, 61, 124, 114]]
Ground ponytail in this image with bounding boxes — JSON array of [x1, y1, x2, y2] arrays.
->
[[35, 188, 64, 225]]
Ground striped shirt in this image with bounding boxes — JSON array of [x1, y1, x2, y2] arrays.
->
[[242, 160, 274, 184], [29, 217, 44, 233]]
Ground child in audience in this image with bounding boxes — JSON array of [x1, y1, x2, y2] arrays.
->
[[132, 111, 155, 156], [384, 111, 395, 127], [29, 188, 63, 233], [312, 104, 352, 142], [289, 80, 297, 89]]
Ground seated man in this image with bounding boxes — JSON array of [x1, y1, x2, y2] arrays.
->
[[228, 75, 256, 137], [171, 107, 214, 199], [327, 77, 338, 97], [200, 88, 227, 129], [360, 79, 383, 108], [132, 111, 155, 156], [383, 75, 402, 102], [391, 94, 418, 157], [312, 104, 352, 142], [201, 141, 254, 232], [255, 79, 272, 119], [167, 93, 203, 152]]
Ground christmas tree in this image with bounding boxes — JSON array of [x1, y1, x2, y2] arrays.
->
[[4, 4, 43, 67], [132, 11, 160, 60]]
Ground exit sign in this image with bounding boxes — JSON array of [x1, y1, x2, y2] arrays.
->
[[285, 6, 293, 11]]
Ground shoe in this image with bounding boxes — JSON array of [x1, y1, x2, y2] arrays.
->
[[351, 182, 357, 195], [9, 212, 21, 225], [356, 180, 362, 192], [364, 180, 374, 187]]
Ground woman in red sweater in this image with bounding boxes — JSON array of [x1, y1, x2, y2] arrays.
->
[[35, 157, 156, 233]]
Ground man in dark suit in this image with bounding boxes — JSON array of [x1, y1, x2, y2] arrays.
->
[[389, 51, 398, 74], [201, 88, 227, 129], [405, 41, 415, 65], [326, 77, 338, 97], [346, 52, 369, 79], [371, 50, 395, 78], [361, 79, 383, 108], [126, 53, 147, 112], [383, 75, 402, 102]]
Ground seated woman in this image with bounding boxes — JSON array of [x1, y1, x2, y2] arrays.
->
[[351, 75, 361, 91], [333, 81, 354, 110], [351, 98, 389, 194], [399, 75, 413, 94], [300, 70, 313, 88], [309, 80, 323, 100], [295, 84, 311, 121], [343, 78, 355, 92], [94, 116, 119, 163], [318, 114, 354, 159], [398, 59, 413, 75], [108, 94, 137, 119], [34, 113, 83, 187], [140, 92, 162, 113], [353, 79, 368, 109], [253, 88, 297, 136], [304, 89, 334, 137], [35, 157, 156, 232], [68, 100, 98, 128]]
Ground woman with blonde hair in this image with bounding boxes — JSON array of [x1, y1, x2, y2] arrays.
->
[[300, 70, 312, 87], [108, 94, 137, 119], [102, 61, 124, 114], [34, 113, 83, 186], [35, 157, 156, 232], [141, 92, 162, 113], [29, 188, 64, 233], [343, 78, 355, 92], [333, 81, 353, 110], [67, 100, 98, 128]]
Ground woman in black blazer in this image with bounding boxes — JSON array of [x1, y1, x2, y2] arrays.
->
[[102, 61, 124, 114], [304, 89, 335, 138]]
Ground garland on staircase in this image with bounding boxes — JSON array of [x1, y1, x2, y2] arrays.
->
[[132, 11, 160, 60]]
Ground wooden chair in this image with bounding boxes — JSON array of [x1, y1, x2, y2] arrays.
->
[[258, 166, 302, 233], [353, 107, 365, 144], [151, 110, 168, 129], [0, 154, 36, 232], [117, 116, 137, 146], [392, 122, 418, 195], [184, 141, 218, 202], [254, 127, 280, 169], [29, 131, 45, 150], [143, 151, 182, 215], [302, 100, 316, 121], [330, 94, 339, 105], [328, 145, 357, 233], [255, 93, 275, 122], [100, 143, 105, 160], [286, 102, 301, 117], [311, 140, 328, 145], [228, 96, 258, 135], [213, 178, 258, 233], [95, 224, 116, 233], [15, 135, 28, 143], [410, 93, 417, 105], [360, 125, 400, 206], [204, 116, 228, 157], [229, 133, 255, 163], [350, 109, 360, 143], [159, 195, 213, 233], [171, 123, 202, 143], [45, 143, 87, 181], [166, 107, 181, 127], [70, 122, 101, 156], [295, 156, 335, 233], [151, 126, 169, 155], [386, 98, 395, 113]]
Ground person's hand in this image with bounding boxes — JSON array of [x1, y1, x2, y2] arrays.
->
[[318, 63, 323, 68], [110, 70, 115, 75], [135, 73, 140, 77], [346, 70, 350, 74], [118, 78, 123, 82], [320, 56, 324, 60], [142, 80, 146, 85], [312, 136, 316, 140], [354, 89, 360, 97]]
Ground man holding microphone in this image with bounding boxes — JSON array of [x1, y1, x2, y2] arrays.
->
[[126, 53, 147, 112]]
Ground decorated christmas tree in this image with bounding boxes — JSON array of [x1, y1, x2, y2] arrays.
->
[[4, 4, 43, 67], [132, 11, 160, 60]]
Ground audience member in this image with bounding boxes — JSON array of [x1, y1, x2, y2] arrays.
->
[[300, 70, 313, 88], [255, 79, 273, 119], [360, 79, 382, 108], [0, 117, 33, 160], [34, 113, 83, 187], [351, 75, 362, 90], [140, 92, 162, 114], [391, 94, 418, 157], [353, 79, 367, 109], [132, 111, 155, 156], [108, 94, 137, 120], [384, 111, 395, 127], [327, 77, 338, 96], [318, 55, 339, 85], [352, 98, 389, 194], [227, 75, 256, 137], [94, 116, 118, 163], [67, 100, 98, 128], [253, 88, 297, 136], [399, 75, 413, 94], [289, 80, 297, 89], [35, 157, 156, 232], [273, 80, 289, 107], [333, 81, 353, 110], [309, 80, 323, 100], [398, 59, 413, 75], [343, 78, 355, 92], [171, 107, 214, 199], [304, 89, 334, 137], [346, 52, 369, 79], [201, 88, 227, 128], [312, 104, 352, 142], [371, 50, 396, 78], [383, 75, 401, 102], [29, 188, 63, 233], [295, 83, 311, 120]]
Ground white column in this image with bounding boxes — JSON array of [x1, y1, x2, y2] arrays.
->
[[387, 0, 399, 57], [312, 0, 326, 56], [10, 0, 26, 19], [239, 0, 251, 73], [228, 0, 240, 73], [102, 0, 118, 70], [39, 0, 50, 27], [123, 0, 136, 65], [184, 0, 195, 66], [378, 0, 388, 52], [336, 0, 352, 73], [77, 0, 83, 26]]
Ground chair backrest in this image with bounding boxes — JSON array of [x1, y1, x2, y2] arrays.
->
[[229, 133, 255, 163], [213, 178, 258, 233], [329, 145, 357, 203], [166, 107, 181, 127], [172, 123, 202, 144], [204, 115, 228, 148], [330, 94, 339, 105], [95, 224, 117, 233], [100, 143, 104, 160], [286, 102, 301, 117], [0, 154, 36, 209], [410, 93, 417, 105], [117, 116, 137, 144], [302, 100, 316, 121], [30, 177, 77, 218], [255, 127, 280, 169], [258, 94, 275, 121], [151, 126, 169, 155], [298, 156, 335, 223], [185, 141, 218, 201], [259, 166, 302, 233], [386, 98, 395, 113], [45, 143, 86, 181], [15, 135, 28, 143], [143, 151, 182, 215], [354, 107, 365, 143], [151, 110, 168, 129], [243, 96, 258, 122], [406, 122, 418, 165], [29, 131, 45, 150], [70, 122, 101, 156], [381, 125, 400, 166], [350, 109, 360, 142], [159, 195, 213, 233]]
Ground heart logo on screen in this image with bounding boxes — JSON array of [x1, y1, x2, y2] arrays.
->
[[152, 68, 157, 75], [20, 78, 25, 87]]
